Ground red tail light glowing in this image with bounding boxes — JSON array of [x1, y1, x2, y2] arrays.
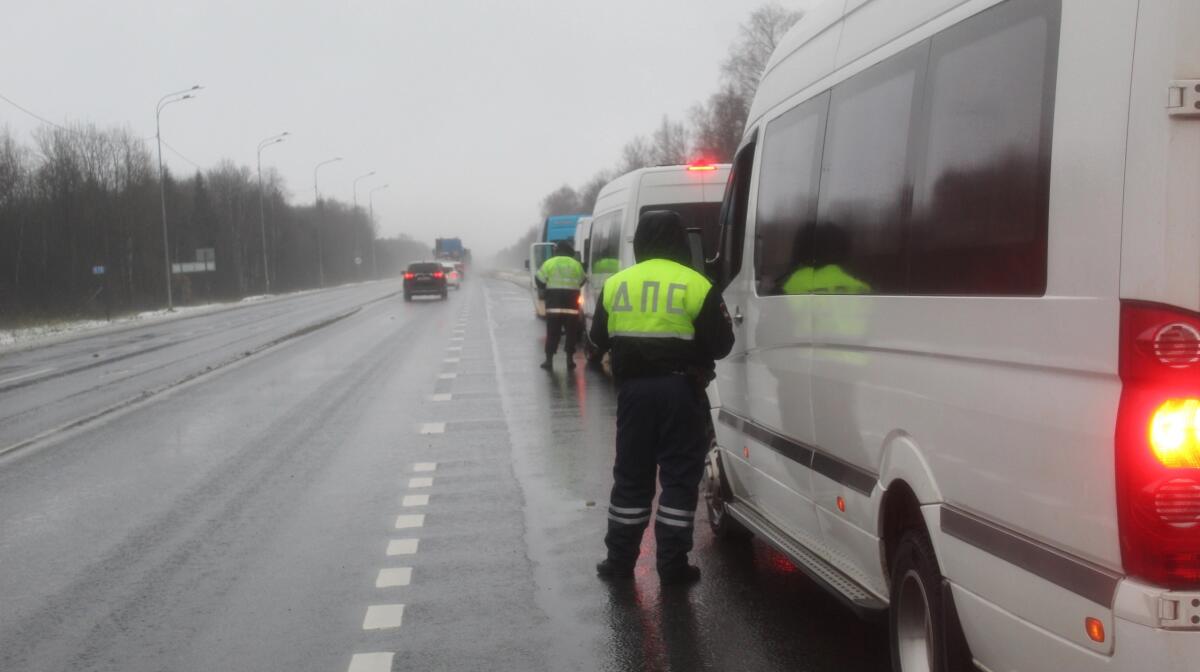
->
[[433, 271, 444, 279], [1117, 301, 1200, 587], [403, 272, 414, 280], [687, 159, 716, 172]]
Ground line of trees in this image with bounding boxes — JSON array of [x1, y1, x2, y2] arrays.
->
[[494, 3, 802, 268], [0, 125, 428, 326]]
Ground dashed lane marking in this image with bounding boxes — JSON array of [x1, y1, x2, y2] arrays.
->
[[362, 604, 406, 630], [437, 373, 457, 379], [348, 652, 394, 672], [375, 567, 413, 588], [402, 494, 429, 507], [418, 422, 445, 434], [395, 514, 426, 529], [451, 336, 464, 342], [443, 357, 461, 363], [408, 477, 433, 488], [446, 346, 462, 352], [431, 393, 452, 402], [412, 462, 437, 472], [387, 539, 419, 555]]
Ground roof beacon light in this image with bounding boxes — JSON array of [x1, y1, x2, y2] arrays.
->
[[687, 159, 717, 172]]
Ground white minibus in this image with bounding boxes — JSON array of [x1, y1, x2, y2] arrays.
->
[[704, 1, 1200, 670], [581, 162, 730, 345]]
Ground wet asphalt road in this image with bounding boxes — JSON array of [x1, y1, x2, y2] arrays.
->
[[0, 276, 888, 672]]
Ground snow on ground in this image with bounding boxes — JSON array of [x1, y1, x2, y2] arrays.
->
[[3, 296, 275, 353]]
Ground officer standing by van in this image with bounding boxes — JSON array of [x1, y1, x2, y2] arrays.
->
[[535, 241, 586, 371], [589, 210, 735, 585]]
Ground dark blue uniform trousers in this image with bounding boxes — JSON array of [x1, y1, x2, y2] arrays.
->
[[605, 374, 708, 572]]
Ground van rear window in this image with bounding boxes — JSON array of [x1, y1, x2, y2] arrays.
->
[[639, 203, 721, 260]]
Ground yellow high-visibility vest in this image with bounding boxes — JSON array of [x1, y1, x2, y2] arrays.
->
[[603, 258, 711, 341], [537, 255, 585, 290]]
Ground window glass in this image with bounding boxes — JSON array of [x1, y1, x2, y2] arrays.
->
[[908, 0, 1059, 295], [589, 210, 622, 276], [718, 137, 756, 289], [753, 94, 828, 295], [408, 262, 442, 273], [813, 46, 924, 295]]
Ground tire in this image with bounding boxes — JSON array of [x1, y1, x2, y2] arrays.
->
[[440, 289, 448, 300], [702, 444, 750, 541], [403, 292, 412, 302], [888, 528, 972, 672]]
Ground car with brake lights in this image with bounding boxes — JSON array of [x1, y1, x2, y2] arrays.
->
[[440, 261, 461, 289], [402, 261, 448, 301], [702, 1, 1200, 670]]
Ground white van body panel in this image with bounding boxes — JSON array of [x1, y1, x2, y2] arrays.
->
[[717, 0, 1200, 668]]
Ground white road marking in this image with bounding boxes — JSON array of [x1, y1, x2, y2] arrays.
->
[[402, 494, 429, 507], [446, 346, 462, 352], [418, 422, 445, 434], [395, 514, 426, 529], [363, 604, 406, 630], [387, 538, 419, 555], [451, 336, 464, 342], [431, 393, 452, 401], [412, 462, 437, 472], [0, 367, 55, 386], [408, 477, 433, 488], [437, 373, 457, 379], [348, 652, 394, 672], [375, 567, 413, 588], [443, 357, 461, 363]]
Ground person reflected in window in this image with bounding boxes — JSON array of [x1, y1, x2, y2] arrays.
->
[[781, 223, 870, 295]]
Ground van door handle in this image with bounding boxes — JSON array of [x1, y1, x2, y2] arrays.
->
[[733, 307, 744, 325]]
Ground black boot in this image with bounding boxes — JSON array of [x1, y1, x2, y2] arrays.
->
[[596, 558, 634, 580], [659, 564, 701, 586], [566, 353, 577, 370], [540, 355, 553, 371]]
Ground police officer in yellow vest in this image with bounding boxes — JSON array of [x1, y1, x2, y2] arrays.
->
[[535, 241, 587, 370], [589, 210, 734, 585]]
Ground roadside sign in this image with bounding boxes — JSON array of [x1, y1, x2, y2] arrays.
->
[[92, 265, 105, 275]]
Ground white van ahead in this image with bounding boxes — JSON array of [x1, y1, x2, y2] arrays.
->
[[582, 162, 730, 342], [704, 0, 1200, 670]]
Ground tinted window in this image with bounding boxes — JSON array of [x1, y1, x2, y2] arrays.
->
[[753, 94, 828, 295], [589, 210, 622, 276], [718, 137, 756, 290], [408, 262, 441, 273], [908, 0, 1059, 295], [813, 45, 924, 295]]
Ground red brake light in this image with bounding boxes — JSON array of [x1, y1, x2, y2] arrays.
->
[[687, 159, 716, 172], [433, 271, 444, 279], [403, 272, 414, 280], [577, 294, 584, 307], [1117, 301, 1200, 588]]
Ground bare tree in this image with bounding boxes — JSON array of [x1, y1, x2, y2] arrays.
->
[[690, 84, 750, 162], [650, 115, 690, 166], [618, 135, 654, 174], [721, 3, 804, 100], [540, 185, 582, 218], [578, 170, 612, 213]]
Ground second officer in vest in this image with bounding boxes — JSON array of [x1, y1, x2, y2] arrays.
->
[[589, 210, 734, 585], [535, 241, 586, 370]]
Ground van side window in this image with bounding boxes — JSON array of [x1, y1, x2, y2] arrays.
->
[[718, 136, 757, 290], [908, 0, 1060, 295], [753, 95, 828, 295], [814, 45, 925, 295], [589, 210, 622, 276]]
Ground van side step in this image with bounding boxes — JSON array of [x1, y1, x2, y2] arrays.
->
[[726, 501, 888, 618]]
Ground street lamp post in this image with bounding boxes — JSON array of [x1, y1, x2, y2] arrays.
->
[[368, 184, 389, 279], [256, 132, 288, 294], [352, 171, 376, 278], [313, 157, 343, 287], [155, 84, 202, 310]]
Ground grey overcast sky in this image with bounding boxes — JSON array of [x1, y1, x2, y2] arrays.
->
[[2, 0, 814, 256]]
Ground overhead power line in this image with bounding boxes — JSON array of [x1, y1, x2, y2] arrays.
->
[[0, 91, 71, 131]]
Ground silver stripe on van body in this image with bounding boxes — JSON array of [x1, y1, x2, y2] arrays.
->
[[940, 505, 1120, 608], [610, 330, 695, 340], [717, 409, 876, 495]]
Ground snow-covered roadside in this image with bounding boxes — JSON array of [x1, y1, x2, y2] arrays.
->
[[0, 288, 327, 354]]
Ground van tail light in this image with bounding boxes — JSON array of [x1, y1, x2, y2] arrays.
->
[[1117, 301, 1200, 588], [403, 272, 414, 280]]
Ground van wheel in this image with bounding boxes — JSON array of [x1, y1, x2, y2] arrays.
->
[[703, 445, 749, 541], [889, 528, 971, 672]]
